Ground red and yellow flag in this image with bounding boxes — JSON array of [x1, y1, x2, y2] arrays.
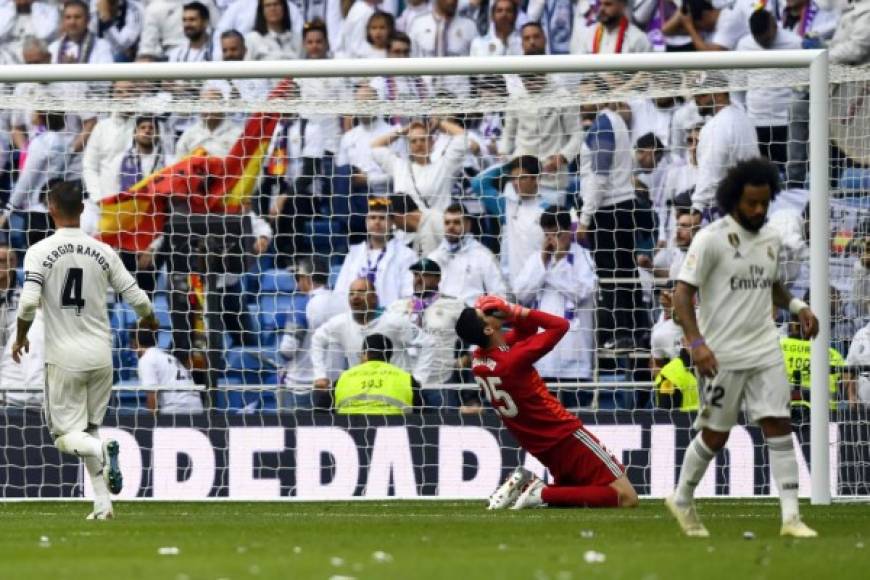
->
[[98, 79, 294, 252]]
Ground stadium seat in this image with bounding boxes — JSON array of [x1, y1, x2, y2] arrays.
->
[[259, 268, 296, 294], [839, 168, 870, 192]]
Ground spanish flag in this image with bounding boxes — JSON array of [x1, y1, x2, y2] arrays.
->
[[98, 79, 294, 252]]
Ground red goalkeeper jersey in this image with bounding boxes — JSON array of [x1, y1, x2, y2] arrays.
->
[[470, 309, 582, 454]]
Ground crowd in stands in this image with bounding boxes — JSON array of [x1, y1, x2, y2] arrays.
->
[[1, 0, 870, 414]]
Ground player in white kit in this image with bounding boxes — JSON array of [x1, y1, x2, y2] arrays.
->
[[12, 181, 156, 520], [667, 158, 819, 538]]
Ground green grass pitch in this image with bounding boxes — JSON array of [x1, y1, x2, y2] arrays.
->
[[2, 501, 869, 579]]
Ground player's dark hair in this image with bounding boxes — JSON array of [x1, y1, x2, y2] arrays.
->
[[506, 155, 540, 176], [363, 333, 393, 362], [749, 8, 774, 39], [366, 11, 395, 45], [62, 0, 89, 16], [455, 308, 490, 348], [220, 29, 246, 45], [715, 157, 781, 216], [444, 202, 466, 217], [519, 21, 545, 36], [540, 205, 572, 232], [295, 255, 329, 286], [47, 181, 83, 217], [183, 1, 210, 20], [133, 324, 158, 349], [255, 0, 291, 35], [388, 31, 411, 47]]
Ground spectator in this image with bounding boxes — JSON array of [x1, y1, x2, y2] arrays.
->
[[215, 31, 272, 103], [245, 0, 302, 60], [82, 80, 141, 228], [140, 0, 219, 58], [626, 93, 688, 155], [826, 0, 870, 64], [503, 22, 581, 202], [10, 111, 72, 220], [346, 9, 395, 58], [217, 0, 304, 50], [7, 37, 51, 152], [408, 0, 478, 96], [846, 316, 870, 403], [90, 0, 144, 62], [674, 0, 725, 52], [782, 313, 855, 406], [633, 132, 667, 207], [132, 324, 205, 415], [634, 0, 691, 51], [570, 0, 652, 55], [311, 277, 436, 401], [49, 0, 114, 64], [165, 1, 215, 63], [499, 155, 545, 284], [279, 256, 337, 409], [779, 0, 840, 42], [333, 197, 417, 309], [514, 206, 598, 408], [690, 82, 760, 215], [293, 19, 344, 203], [0, 245, 46, 408], [396, 0, 430, 32], [526, 0, 577, 55], [655, 123, 701, 245], [174, 85, 243, 158], [469, 0, 523, 57], [387, 258, 465, 404], [428, 202, 506, 305], [653, 208, 697, 280], [0, 0, 59, 62], [853, 240, 870, 327], [577, 101, 653, 349], [337, 83, 393, 237], [370, 118, 467, 254], [650, 286, 698, 411], [85, 115, 166, 293], [332, 333, 424, 414], [736, 9, 801, 174], [371, 32, 430, 105], [335, 0, 382, 58]]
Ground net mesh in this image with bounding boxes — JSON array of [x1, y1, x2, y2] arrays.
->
[[0, 62, 869, 500]]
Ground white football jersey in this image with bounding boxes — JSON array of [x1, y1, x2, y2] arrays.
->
[[138, 347, 204, 414], [19, 227, 152, 371], [678, 215, 783, 370]]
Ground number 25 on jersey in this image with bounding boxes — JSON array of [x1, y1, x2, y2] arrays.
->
[[475, 376, 518, 418]]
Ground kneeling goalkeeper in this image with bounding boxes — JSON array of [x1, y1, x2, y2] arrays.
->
[[456, 296, 638, 509]]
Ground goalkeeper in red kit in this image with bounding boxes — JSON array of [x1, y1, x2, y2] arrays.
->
[[455, 295, 638, 510]]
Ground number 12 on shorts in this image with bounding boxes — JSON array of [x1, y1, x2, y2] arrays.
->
[[475, 376, 518, 418]]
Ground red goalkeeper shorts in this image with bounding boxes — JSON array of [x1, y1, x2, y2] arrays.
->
[[537, 427, 625, 487]]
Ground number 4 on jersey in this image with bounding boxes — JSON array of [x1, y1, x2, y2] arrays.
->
[[475, 376, 519, 418], [61, 268, 86, 315]]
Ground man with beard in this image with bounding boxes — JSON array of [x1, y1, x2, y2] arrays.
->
[[428, 202, 506, 306], [690, 80, 759, 217], [166, 1, 215, 63], [48, 0, 114, 64], [570, 0, 652, 55], [667, 157, 819, 538], [310, 277, 436, 406], [388, 259, 466, 405]]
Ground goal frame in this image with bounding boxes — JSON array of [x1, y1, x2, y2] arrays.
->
[[0, 49, 832, 504]]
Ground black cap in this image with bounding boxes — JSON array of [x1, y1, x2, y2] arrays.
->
[[410, 258, 441, 275]]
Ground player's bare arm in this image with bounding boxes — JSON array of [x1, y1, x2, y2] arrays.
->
[[772, 281, 819, 339], [673, 280, 718, 377], [11, 317, 33, 364]]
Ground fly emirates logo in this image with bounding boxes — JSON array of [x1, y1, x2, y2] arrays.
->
[[730, 264, 774, 291]]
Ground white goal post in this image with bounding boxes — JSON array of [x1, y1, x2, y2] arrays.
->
[[0, 50, 844, 503]]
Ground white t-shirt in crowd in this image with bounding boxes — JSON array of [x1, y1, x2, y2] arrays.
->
[[678, 215, 783, 369], [650, 317, 683, 362], [736, 28, 802, 128]]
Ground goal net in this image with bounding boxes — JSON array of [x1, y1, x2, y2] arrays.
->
[[0, 55, 868, 501]]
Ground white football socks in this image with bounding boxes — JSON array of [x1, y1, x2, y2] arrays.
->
[[55, 431, 103, 458], [675, 435, 716, 506], [767, 434, 800, 523], [84, 455, 110, 500]]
